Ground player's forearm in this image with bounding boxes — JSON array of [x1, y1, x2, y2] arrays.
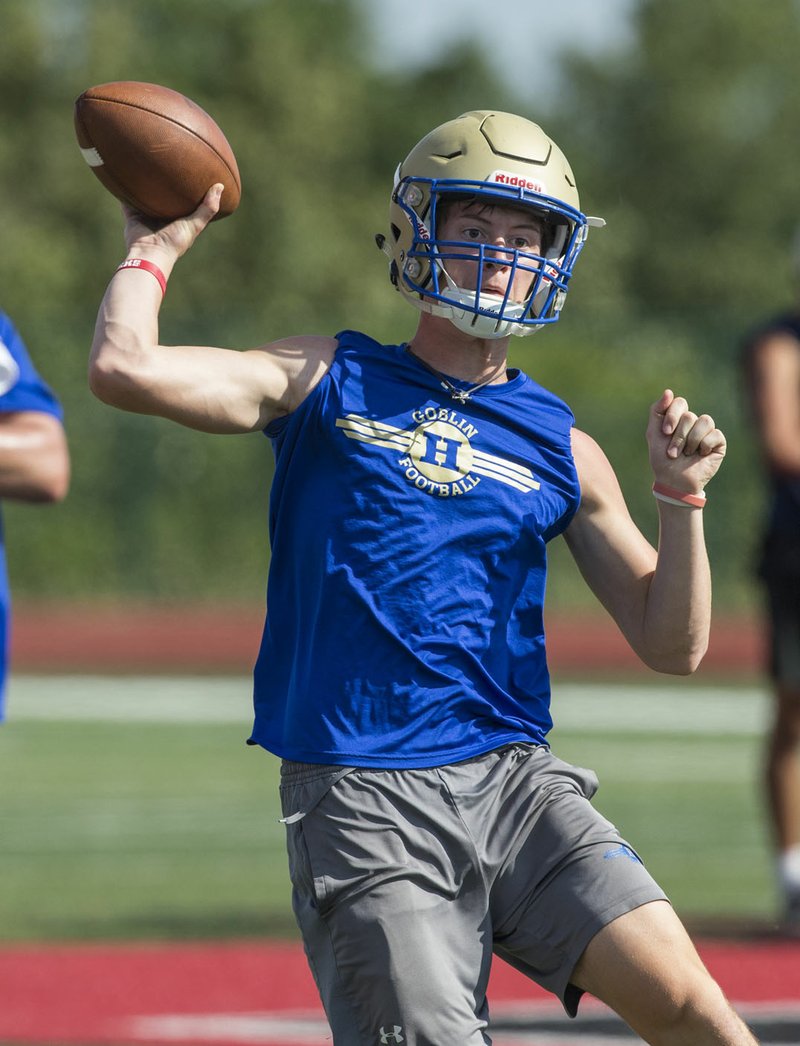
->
[[88, 257, 172, 412], [639, 503, 711, 675], [0, 415, 70, 502]]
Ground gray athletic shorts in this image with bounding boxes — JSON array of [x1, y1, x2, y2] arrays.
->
[[279, 742, 666, 1045]]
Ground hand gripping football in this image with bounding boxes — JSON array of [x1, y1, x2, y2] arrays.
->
[[74, 81, 241, 221]]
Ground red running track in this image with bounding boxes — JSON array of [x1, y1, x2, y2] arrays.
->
[[1, 937, 799, 1045], [10, 604, 765, 676]]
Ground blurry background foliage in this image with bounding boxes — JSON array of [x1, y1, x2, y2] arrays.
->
[[1, 0, 798, 611]]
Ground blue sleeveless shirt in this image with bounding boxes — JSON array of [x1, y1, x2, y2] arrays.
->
[[248, 330, 581, 767]]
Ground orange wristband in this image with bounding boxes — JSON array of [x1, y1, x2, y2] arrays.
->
[[115, 258, 167, 296], [652, 481, 706, 509]]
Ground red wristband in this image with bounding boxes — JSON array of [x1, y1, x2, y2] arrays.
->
[[115, 258, 167, 296], [652, 481, 706, 509]]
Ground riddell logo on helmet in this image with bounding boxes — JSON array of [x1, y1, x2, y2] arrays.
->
[[490, 170, 545, 194]]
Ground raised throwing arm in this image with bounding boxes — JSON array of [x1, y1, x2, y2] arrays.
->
[[89, 185, 336, 434]]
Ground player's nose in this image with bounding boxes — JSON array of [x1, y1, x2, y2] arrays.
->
[[485, 238, 510, 267]]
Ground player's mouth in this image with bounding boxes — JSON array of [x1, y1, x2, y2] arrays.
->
[[480, 281, 514, 298]]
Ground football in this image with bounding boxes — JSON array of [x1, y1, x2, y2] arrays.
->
[[74, 81, 241, 222]]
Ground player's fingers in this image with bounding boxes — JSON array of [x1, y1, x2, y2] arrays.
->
[[650, 388, 673, 422], [696, 424, 727, 459], [680, 413, 717, 456], [153, 185, 223, 256], [665, 408, 697, 458], [660, 395, 689, 438], [121, 202, 173, 250], [163, 185, 222, 253], [191, 183, 224, 225]]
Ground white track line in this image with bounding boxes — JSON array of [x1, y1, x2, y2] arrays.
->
[[3, 676, 770, 734]]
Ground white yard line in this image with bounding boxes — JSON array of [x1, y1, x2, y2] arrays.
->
[[4, 676, 771, 734]]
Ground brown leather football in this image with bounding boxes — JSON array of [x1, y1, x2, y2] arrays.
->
[[74, 81, 241, 221]]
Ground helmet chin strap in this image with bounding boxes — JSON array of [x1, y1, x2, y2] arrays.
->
[[426, 267, 540, 339]]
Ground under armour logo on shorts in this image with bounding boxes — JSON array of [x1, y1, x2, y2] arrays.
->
[[379, 1026, 404, 1043]]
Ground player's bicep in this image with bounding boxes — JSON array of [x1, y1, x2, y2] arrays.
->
[[143, 342, 290, 433], [92, 334, 336, 434]]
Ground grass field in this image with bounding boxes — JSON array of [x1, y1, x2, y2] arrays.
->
[[0, 673, 779, 944]]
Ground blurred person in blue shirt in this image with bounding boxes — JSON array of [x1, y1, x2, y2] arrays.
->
[[0, 310, 69, 719]]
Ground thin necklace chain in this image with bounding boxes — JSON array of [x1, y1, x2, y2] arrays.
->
[[405, 345, 506, 403]]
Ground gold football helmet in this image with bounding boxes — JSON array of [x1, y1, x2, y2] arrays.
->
[[378, 110, 604, 338]]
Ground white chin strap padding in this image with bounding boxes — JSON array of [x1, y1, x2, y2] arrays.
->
[[438, 267, 526, 335], [442, 287, 526, 339], [450, 311, 517, 339]]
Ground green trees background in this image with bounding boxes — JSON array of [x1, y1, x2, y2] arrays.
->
[[2, 0, 797, 611]]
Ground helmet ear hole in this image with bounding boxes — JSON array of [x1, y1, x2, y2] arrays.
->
[[545, 222, 568, 260]]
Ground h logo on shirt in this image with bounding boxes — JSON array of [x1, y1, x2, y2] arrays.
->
[[379, 1026, 404, 1044], [418, 431, 461, 471]]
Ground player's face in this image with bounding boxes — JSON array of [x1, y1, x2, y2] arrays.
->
[[437, 200, 545, 303]]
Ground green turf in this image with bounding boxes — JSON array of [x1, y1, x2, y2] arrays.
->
[[0, 679, 778, 943], [548, 728, 774, 920], [0, 718, 296, 942]]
